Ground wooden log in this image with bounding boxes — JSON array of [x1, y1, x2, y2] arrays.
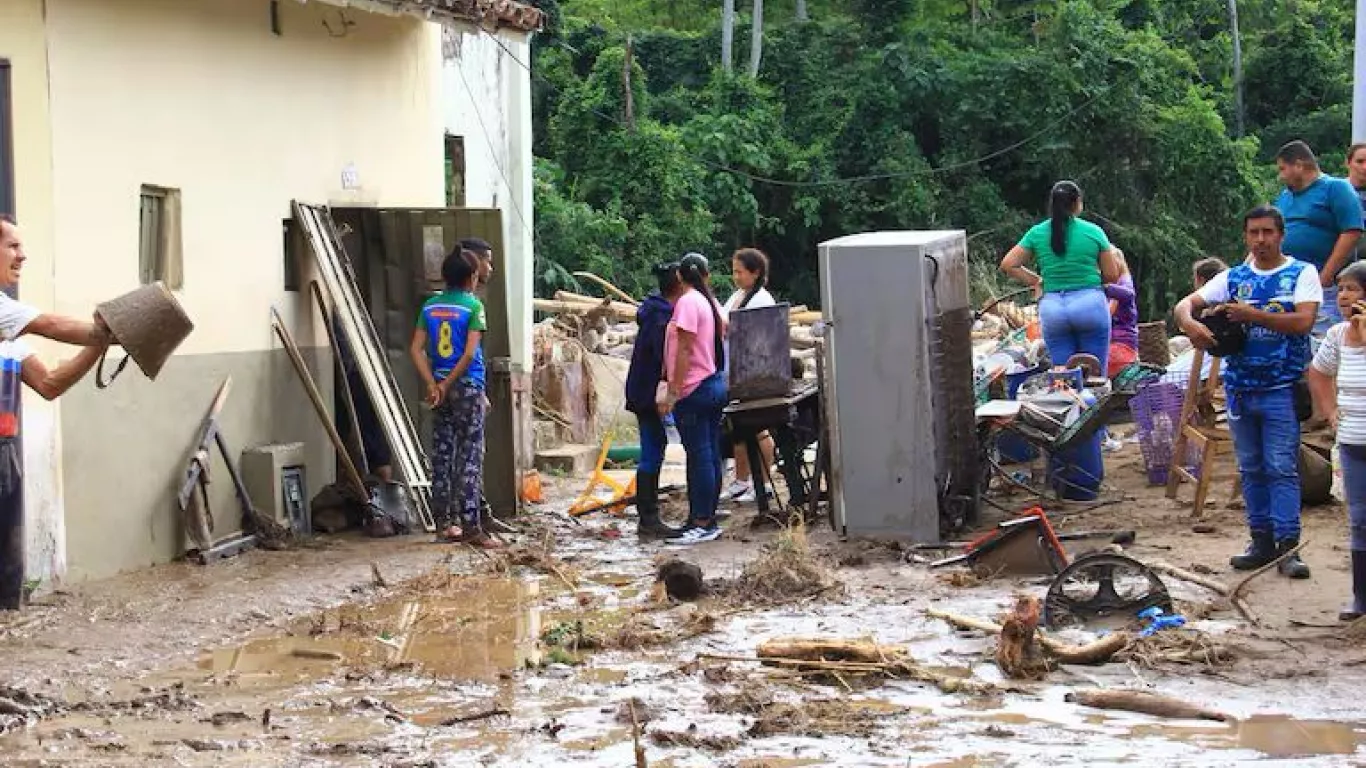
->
[[1051, 632, 1132, 665], [534, 298, 636, 322], [754, 637, 905, 664], [571, 271, 640, 306], [791, 310, 822, 325], [996, 595, 1049, 680], [925, 608, 1130, 665], [554, 290, 637, 316], [1065, 688, 1231, 722]]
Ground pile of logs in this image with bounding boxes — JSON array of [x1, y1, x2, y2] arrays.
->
[[534, 288, 823, 368]]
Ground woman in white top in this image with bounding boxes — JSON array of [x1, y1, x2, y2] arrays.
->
[[721, 248, 777, 503], [1308, 261, 1366, 621]]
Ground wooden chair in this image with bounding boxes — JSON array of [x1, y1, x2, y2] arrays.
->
[[1164, 347, 1239, 517]]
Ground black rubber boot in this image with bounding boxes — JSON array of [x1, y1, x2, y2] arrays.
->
[[635, 472, 680, 540], [1340, 550, 1366, 621], [1275, 537, 1310, 579], [1230, 529, 1276, 571]]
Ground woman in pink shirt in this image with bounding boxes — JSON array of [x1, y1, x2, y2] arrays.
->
[[658, 252, 729, 545]]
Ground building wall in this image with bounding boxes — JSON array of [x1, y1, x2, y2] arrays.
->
[[442, 25, 536, 472], [0, 0, 65, 583], [40, 0, 446, 581], [442, 26, 535, 373]]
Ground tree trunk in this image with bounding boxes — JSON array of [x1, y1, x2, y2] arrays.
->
[[721, 0, 735, 72], [795, 0, 808, 21], [622, 36, 636, 131], [748, 0, 764, 77], [1227, 0, 1245, 137]]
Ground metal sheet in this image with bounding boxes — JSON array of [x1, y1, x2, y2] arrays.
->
[[818, 231, 967, 542]]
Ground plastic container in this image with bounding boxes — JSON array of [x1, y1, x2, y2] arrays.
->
[[0, 358, 20, 438], [997, 365, 1044, 464], [1048, 386, 1104, 500]]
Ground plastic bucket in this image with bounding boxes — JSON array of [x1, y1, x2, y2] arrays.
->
[[1049, 429, 1104, 501], [997, 365, 1044, 464]]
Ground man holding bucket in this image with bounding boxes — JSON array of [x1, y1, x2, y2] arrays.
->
[[0, 215, 117, 609]]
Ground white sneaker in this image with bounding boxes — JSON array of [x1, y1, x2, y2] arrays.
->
[[723, 480, 751, 500], [734, 486, 774, 504], [665, 524, 722, 546]]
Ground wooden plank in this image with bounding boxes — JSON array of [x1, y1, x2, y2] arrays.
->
[[293, 202, 434, 531]]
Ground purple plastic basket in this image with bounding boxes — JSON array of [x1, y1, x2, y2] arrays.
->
[[1129, 381, 1202, 485]]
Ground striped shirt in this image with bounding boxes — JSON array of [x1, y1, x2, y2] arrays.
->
[[1312, 321, 1366, 445]]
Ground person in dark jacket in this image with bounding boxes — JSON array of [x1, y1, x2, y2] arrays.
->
[[626, 262, 687, 538]]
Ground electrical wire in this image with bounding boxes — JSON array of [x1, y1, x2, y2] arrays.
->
[[451, 47, 535, 241], [474, 24, 1109, 189]]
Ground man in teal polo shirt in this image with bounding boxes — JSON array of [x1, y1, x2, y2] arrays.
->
[[1274, 140, 1363, 334]]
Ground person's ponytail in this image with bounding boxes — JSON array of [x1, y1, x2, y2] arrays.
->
[[1049, 181, 1082, 257], [679, 253, 725, 371]]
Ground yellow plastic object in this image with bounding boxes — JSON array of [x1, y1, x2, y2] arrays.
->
[[568, 433, 637, 517]]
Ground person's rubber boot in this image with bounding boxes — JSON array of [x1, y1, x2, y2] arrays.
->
[[1230, 529, 1276, 571], [1340, 550, 1366, 621], [635, 472, 680, 540], [478, 494, 518, 536], [1276, 537, 1311, 579]]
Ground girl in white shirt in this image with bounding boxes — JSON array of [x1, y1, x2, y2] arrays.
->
[[1308, 261, 1366, 621], [722, 248, 777, 503]]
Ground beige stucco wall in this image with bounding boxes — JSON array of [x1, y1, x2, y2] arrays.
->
[[36, 0, 445, 581], [0, 0, 67, 584]]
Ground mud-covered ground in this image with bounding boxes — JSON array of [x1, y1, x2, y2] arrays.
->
[[3, 440, 1366, 767]]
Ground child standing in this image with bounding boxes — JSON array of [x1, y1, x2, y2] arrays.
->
[[409, 249, 500, 548], [1307, 261, 1366, 619]]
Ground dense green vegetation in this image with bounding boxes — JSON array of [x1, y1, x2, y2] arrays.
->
[[527, 0, 1356, 319]]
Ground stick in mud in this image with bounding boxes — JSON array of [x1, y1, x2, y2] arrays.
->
[[440, 708, 510, 726], [1064, 688, 1232, 722]]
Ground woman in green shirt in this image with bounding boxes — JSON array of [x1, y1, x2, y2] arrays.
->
[[1000, 180, 1122, 371]]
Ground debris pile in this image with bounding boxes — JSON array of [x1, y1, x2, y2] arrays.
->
[[726, 523, 841, 604]]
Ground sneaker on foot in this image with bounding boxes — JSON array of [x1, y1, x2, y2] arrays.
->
[[723, 480, 751, 500], [666, 523, 722, 546], [734, 486, 774, 504]]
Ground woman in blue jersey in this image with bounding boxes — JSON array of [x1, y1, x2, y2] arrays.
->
[[408, 249, 500, 548]]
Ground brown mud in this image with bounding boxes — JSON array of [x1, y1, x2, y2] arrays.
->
[[2, 443, 1366, 766]]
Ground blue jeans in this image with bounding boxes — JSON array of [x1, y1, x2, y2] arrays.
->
[[673, 372, 727, 525], [1227, 387, 1301, 541], [636, 412, 667, 474], [1340, 444, 1366, 551], [1039, 287, 1111, 374], [1315, 283, 1342, 336]]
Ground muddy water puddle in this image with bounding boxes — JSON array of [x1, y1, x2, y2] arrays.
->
[[8, 554, 1366, 766]]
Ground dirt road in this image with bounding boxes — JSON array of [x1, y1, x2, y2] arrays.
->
[[2, 444, 1366, 766]]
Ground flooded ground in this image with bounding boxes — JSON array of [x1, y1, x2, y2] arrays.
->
[[5, 442, 1366, 766]]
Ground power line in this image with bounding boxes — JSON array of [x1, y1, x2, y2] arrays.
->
[[474, 25, 1108, 189]]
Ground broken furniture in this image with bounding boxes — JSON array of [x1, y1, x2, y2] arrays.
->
[[928, 511, 1069, 576], [177, 377, 258, 564], [1164, 348, 1236, 517], [818, 231, 978, 542], [927, 507, 1173, 630], [1043, 552, 1173, 630], [723, 380, 824, 527]]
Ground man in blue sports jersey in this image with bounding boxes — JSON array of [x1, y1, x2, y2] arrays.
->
[[409, 249, 501, 549], [1175, 205, 1321, 579]]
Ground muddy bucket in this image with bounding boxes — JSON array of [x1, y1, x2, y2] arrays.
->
[[94, 281, 194, 388]]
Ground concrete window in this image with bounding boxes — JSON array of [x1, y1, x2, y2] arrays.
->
[[139, 184, 183, 289]]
